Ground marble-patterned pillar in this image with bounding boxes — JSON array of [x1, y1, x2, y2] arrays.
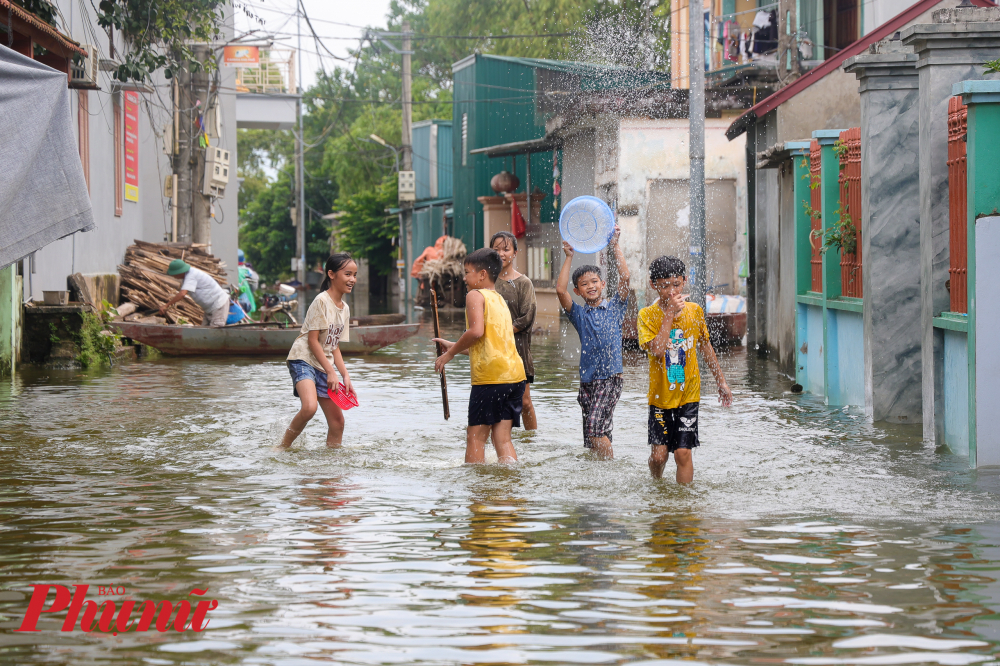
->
[[844, 38, 921, 424], [901, 7, 1000, 444]]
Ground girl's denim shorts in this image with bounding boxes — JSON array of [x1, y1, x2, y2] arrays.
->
[[287, 360, 329, 399]]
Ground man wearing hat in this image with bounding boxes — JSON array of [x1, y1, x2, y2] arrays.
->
[[158, 259, 231, 327]]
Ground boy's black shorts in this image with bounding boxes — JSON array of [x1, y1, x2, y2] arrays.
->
[[648, 402, 700, 452], [469, 381, 526, 427]]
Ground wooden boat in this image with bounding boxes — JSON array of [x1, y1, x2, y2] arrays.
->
[[111, 314, 418, 356], [706, 312, 747, 347]]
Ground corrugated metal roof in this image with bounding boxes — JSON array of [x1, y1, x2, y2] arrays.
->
[[725, 0, 996, 140]]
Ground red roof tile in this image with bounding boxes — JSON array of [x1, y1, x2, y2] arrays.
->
[[0, 0, 88, 58]]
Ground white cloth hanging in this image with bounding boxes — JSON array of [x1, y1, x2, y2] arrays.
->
[[752, 10, 771, 29]]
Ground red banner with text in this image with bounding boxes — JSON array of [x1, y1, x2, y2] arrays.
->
[[124, 91, 139, 203]]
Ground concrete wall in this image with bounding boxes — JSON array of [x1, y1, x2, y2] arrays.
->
[[771, 162, 798, 373], [0, 266, 22, 375], [864, 0, 924, 35], [751, 114, 779, 364], [777, 71, 861, 144], [943, 329, 969, 455], [561, 129, 602, 282], [25, 2, 239, 303], [618, 118, 746, 306]]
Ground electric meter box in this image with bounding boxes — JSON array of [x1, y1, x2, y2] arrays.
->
[[203, 147, 231, 198], [398, 170, 415, 202]]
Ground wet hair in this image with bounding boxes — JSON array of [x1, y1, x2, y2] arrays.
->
[[464, 248, 502, 282], [489, 231, 518, 252], [649, 255, 687, 281], [572, 265, 602, 287], [320, 252, 356, 291]]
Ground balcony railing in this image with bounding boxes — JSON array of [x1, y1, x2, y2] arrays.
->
[[235, 49, 296, 95]]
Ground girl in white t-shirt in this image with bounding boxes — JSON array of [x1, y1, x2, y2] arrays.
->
[[279, 253, 358, 450]]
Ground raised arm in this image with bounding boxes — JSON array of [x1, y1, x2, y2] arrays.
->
[[555, 241, 575, 312], [610, 224, 630, 301]]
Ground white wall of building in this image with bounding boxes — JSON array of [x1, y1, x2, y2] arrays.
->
[[864, 0, 923, 34], [617, 118, 747, 305], [25, 2, 238, 301]]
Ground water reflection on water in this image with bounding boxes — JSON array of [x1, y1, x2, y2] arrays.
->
[[1, 310, 999, 665]]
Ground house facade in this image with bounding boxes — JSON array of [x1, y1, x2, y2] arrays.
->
[[9, 1, 239, 303], [450, 53, 749, 330]]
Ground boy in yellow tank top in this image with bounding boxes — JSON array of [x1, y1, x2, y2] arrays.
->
[[433, 248, 527, 464]]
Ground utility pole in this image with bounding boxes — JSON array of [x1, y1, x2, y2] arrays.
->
[[688, 0, 707, 309], [400, 21, 413, 311], [296, 6, 306, 286], [172, 46, 213, 249], [778, 0, 800, 83], [191, 44, 213, 250], [173, 49, 193, 244]]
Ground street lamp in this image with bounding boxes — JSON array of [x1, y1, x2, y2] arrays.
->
[[367, 134, 400, 173]]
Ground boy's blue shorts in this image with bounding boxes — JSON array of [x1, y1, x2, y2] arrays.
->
[[287, 360, 330, 399]]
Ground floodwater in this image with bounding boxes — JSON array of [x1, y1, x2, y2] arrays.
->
[[2, 310, 1000, 665]]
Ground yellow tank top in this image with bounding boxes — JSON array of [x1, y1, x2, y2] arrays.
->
[[468, 289, 527, 385]]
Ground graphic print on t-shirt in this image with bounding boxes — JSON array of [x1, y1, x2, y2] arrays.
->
[[324, 322, 345, 348], [665, 328, 693, 391]]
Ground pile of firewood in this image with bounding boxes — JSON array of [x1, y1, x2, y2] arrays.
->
[[118, 241, 229, 324]]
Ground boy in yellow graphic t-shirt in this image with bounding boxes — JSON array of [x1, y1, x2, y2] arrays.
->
[[638, 256, 733, 483]]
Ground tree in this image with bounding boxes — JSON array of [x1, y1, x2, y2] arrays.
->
[[238, 167, 329, 284], [335, 176, 399, 278]]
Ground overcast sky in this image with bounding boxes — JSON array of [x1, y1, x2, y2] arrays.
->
[[235, 0, 394, 90]]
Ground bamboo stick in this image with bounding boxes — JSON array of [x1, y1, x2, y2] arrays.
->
[[431, 289, 450, 420]]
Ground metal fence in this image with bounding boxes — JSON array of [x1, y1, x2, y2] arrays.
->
[[839, 127, 863, 298], [947, 96, 968, 314], [810, 139, 823, 293]]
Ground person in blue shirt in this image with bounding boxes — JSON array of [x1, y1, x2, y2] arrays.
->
[[556, 224, 630, 458]]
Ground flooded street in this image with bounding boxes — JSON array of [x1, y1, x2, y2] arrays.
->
[[2, 310, 1000, 665]]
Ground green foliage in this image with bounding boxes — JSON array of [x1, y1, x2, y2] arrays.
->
[[238, 167, 330, 284], [335, 176, 400, 277], [12, 0, 56, 25], [832, 139, 848, 159], [809, 140, 858, 259], [984, 58, 1000, 75], [93, 0, 240, 81], [77, 313, 120, 368], [822, 208, 857, 257]]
